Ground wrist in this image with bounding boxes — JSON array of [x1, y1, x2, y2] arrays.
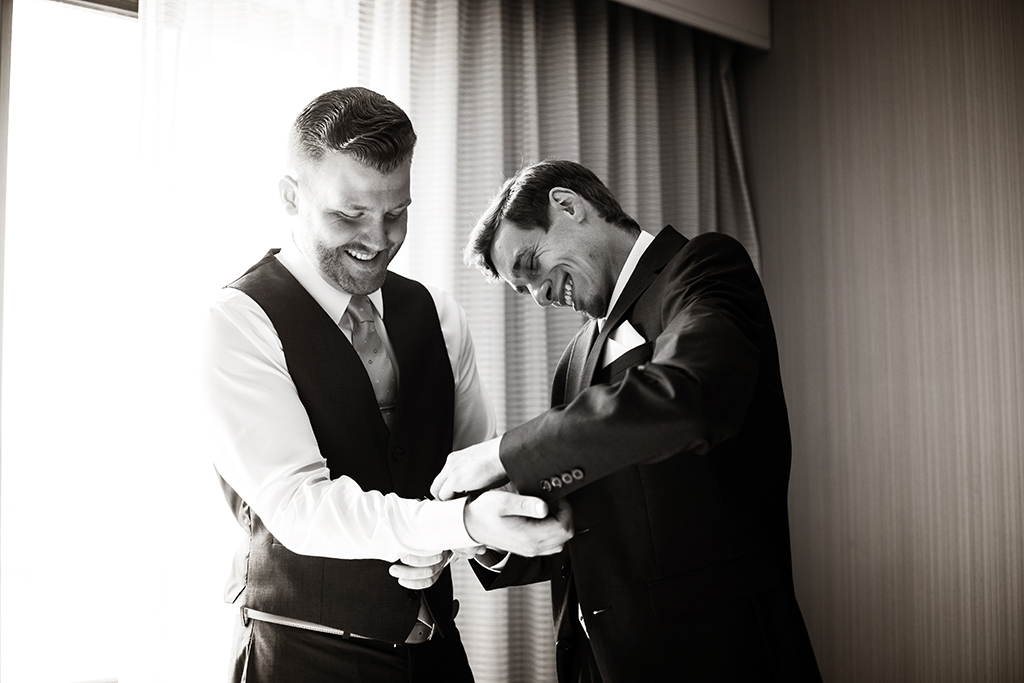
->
[[474, 547, 510, 570], [462, 493, 483, 545]]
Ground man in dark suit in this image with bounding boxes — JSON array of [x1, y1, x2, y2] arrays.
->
[[429, 160, 822, 681]]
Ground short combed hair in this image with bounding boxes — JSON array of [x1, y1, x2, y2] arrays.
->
[[290, 87, 416, 173], [465, 159, 641, 281]]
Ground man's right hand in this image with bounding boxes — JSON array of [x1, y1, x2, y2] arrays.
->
[[463, 490, 573, 557]]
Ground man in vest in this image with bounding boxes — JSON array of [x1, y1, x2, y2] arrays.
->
[[203, 88, 573, 682]]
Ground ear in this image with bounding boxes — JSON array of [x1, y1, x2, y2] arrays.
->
[[549, 187, 585, 223], [279, 176, 299, 216]]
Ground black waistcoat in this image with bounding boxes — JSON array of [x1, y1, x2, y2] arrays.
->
[[221, 250, 456, 643]]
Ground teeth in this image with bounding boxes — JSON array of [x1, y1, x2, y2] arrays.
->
[[346, 249, 376, 261], [563, 277, 574, 307]]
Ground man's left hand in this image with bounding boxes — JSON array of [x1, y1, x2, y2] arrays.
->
[[430, 437, 508, 501], [388, 547, 486, 589], [388, 550, 450, 590]]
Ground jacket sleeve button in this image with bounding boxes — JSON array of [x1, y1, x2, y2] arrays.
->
[[556, 638, 572, 651], [571, 468, 584, 480], [561, 473, 574, 485], [551, 476, 563, 489], [540, 480, 552, 493]]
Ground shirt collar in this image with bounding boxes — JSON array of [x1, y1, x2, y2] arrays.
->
[[276, 241, 385, 323], [598, 229, 655, 331]]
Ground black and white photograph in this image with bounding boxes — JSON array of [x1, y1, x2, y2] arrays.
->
[[0, 1, 1020, 682]]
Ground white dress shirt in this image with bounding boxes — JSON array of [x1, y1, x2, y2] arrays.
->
[[597, 229, 655, 367], [204, 242, 496, 562]]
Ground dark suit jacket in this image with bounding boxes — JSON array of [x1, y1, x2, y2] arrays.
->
[[475, 228, 821, 682]]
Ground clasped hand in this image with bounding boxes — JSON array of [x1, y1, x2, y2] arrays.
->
[[429, 437, 508, 501], [389, 491, 573, 587], [390, 442, 574, 589], [432, 441, 572, 556], [388, 548, 483, 590]]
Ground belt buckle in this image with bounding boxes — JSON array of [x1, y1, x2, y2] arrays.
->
[[404, 618, 434, 645], [404, 596, 436, 645]]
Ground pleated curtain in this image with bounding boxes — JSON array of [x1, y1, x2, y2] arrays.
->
[[404, 4, 759, 680], [140, 1, 757, 681]]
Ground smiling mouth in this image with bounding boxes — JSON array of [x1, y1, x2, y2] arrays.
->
[[561, 276, 574, 308], [345, 247, 383, 262]]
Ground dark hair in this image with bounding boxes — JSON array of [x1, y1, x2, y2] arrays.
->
[[464, 159, 640, 280], [291, 87, 416, 173]]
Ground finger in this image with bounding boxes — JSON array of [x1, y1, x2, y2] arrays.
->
[[397, 552, 447, 567], [435, 549, 454, 568], [446, 476, 468, 501], [388, 563, 417, 579], [397, 576, 438, 590], [390, 559, 446, 590], [450, 545, 485, 561], [435, 472, 458, 501], [553, 498, 573, 528], [429, 470, 445, 500], [538, 513, 576, 556], [389, 563, 440, 581], [535, 544, 565, 556], [497, 492, 549, 519], [394, 570, 439, 589], [430, 473, 446, 499]]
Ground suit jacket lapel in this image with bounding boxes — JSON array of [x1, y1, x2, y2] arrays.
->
[[565, 319, 599, 402], [579, 226, 689, 390]]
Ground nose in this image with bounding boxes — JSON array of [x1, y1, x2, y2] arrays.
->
[[359, 215, 389, 250], [529, 280, 555, 307]]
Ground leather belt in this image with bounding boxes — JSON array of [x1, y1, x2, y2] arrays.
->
[[243, 602, 435, 646]]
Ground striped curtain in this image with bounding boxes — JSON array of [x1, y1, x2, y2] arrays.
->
[[402, 3, 758, 680], [140, 1, 756, 681]]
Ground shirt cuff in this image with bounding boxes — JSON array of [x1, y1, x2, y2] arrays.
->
[[475, 550, 511, 572], [419, 496, 477, 550]]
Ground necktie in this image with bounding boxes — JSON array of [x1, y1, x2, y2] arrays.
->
[[344, 295, 397, 428]]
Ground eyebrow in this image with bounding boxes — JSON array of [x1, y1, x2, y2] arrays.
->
[[339, 198, 413, 213]]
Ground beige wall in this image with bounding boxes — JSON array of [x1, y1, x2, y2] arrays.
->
[[737, 0, 1023, 680]]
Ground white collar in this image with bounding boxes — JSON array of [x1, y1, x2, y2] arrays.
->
[[598, 229, 655, 330], [276, 241, 385, 323]]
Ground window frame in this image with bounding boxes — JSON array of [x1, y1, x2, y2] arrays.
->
[[51, 0, 137, 18]]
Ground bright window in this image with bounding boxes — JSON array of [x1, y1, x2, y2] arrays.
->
[[0, 2, 206, 682]]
